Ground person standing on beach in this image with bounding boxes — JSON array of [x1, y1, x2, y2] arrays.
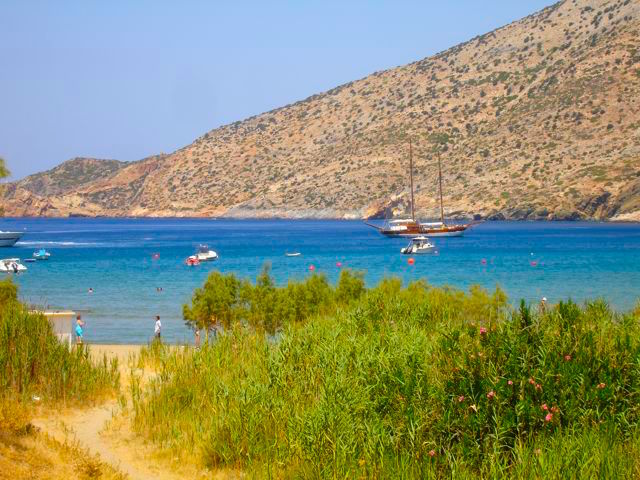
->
[[540, 297, 547, 314], [154, 315, 162, 340], [75, 315, 85, 344], [194, 328, 201, 348]]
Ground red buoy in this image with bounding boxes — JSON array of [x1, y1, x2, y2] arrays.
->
[[530, 260, 538, 267], [309, 264, 315, 271], [336, 261, 342, 268], [152, 253, 160, 260], [408, 257, 415, 265], [481, 258, 487, 265]]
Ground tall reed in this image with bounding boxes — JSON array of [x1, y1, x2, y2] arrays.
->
[[0, 282, 119, 404]]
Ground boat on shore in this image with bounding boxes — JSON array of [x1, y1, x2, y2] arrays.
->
[[0, 258, 27, 273], [365, 140, 473, 237], [0, 231, 23, 247]]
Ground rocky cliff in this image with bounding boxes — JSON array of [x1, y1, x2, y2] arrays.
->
[[4, 0, 640, 220]]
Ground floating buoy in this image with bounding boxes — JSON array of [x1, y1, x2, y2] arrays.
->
[[152, 253, 160, 260], [481, 258, 487, 265], [408, 257, 415, 265], [336, 261, 342, 268], [309, 264, 315, 271], [530, 260, 538, 267]]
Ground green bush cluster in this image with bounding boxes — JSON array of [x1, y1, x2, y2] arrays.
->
[[183, 265, 365, 334], [0, 280, 119, 404], [134, 272, 640, 477]]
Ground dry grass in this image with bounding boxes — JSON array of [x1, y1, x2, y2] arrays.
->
[[0, 398, 125, 480]]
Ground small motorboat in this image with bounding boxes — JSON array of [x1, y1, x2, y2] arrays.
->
[[400, 236, 436, 255], [185, 256, 200, 266], [33, 248, 51, 260], [24, 258, 36, 263], [195, 245, 218, 262], [0, 258, 27, 273], [285, 252, 301, 257]]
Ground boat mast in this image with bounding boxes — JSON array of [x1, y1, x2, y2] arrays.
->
[[437, 152, 445, 224], [409, 138, 415, 221]]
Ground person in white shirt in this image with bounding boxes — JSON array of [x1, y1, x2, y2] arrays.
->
[[154, 315, 162, 340]]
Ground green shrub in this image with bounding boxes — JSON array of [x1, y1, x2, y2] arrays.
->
[[134, 275, 640, 477], [0, 278, 17, 310]]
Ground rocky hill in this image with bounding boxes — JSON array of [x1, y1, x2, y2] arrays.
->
[[3, 0, 640, 220]]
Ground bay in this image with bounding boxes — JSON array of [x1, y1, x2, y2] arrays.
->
[[1, 218, 639, 344]]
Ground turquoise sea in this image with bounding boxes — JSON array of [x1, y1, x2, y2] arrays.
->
[[1, 218, 639, 344]]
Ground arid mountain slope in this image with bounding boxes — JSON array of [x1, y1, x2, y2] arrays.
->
[[4, 0, 640, 220]]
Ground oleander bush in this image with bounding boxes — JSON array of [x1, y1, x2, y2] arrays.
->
[[133, 270, 640, 478]]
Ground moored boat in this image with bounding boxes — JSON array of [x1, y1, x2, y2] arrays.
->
[[185, 256, 200, 266], [0, 231, 23, 247], [400, 236, 436, 255], [0, 258, 27, 273], [195, 245, 218, 262], [365, 140, 474, 237], [33, 248, 51, 260]]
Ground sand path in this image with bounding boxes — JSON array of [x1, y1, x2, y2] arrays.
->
[[32, 344, 215, 480]]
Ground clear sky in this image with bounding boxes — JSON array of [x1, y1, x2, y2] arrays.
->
[[0, 0, 553, 180]]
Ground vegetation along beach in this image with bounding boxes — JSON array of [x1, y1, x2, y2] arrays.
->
[[1, 0, 640, 478]]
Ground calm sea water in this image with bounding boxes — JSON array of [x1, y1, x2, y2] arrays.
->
[[1, 218, 639, 344]]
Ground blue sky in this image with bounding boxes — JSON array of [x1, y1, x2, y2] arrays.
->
[[0, 1, 553, 179]]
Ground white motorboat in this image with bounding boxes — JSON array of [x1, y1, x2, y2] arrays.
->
[[0, 231, 23, 247], [0, 258, 27, 273], [195, 244, 218, 262], [285, 252, 301, 257], [400, 236, 436, 255]]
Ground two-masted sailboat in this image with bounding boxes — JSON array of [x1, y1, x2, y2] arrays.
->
[[365, 140, 472, 237]]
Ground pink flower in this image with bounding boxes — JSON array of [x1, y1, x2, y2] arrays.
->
[[541, 404, 548, 411], [535, 383, 543, 391], [487, 390, 495, 400], [507, 380, 513, 386], [528, 378, 536, 385], [429, 449, 436, 457], [564, 354, 571, 361], [479, 327, 488, 335], [597, 383, 606, 389], [551, 406, 558, 413], [545, 413, 553, 422], [458, 395, 465, 403]]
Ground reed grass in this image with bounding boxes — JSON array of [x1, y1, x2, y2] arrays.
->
[[0, 280, 119, 405], [132, 270, 640, 478]]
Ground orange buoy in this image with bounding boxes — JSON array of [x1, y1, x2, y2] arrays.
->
[[408, 257, 415, 265]]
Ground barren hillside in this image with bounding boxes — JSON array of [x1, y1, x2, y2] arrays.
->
[[4, 0, 640, 220]]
